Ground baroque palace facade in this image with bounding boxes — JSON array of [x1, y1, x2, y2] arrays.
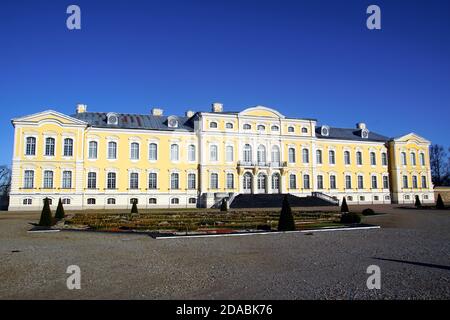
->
[[9, 103, 434, 210]]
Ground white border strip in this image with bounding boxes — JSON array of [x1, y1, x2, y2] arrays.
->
[[155, 226, 380, 239], [27, 229, 61, 233]]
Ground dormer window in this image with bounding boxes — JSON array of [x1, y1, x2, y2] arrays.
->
[[209, 121, 218, 129], [361, 128, 369, 139], [107, 112, 119, 125], [167, 116, 178, 128], [321, 125, 330, 136]]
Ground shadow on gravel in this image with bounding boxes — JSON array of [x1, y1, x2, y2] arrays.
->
[[373, 257, 450, 271]]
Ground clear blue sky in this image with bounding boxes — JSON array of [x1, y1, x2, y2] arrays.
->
[[1, 0, 449, 166]]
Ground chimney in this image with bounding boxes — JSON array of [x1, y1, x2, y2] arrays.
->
[[356, 122, 366, 130], [185, 110, 195, 118], [151, 108, 163, 116], [76, 104, 87, 113], [211, 102, 223, 113]]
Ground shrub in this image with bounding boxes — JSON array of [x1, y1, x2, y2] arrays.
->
[[341, 197, 349, 213], [55, 198, 65, 220], [131, 200, 138, 214], [278, 195, 296, 231], [220, 198, 228, 212], [414, 195, 422, 208], [340, 212, 361, 224], [362, 208, 376, 216], [257, 224, 271, 231], [39, 197, 53, 227], [436, 194, 445, 209]]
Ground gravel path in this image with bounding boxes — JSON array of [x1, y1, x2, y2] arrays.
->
[[0, 207, 449, 299]]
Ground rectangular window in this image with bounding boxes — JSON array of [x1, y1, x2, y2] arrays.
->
[[302, 149, 309, 164], [344, 151, 350, 165], [88, 141, 98, 159], [421, 176, 427, 188], [149, 143, 158, 160], [43, 170, 53, 189], [87, 172, 97, 189], [316, 150, 322, 164], [288, 148, 296, 163], [403, 175, 408, 189], [381, 152, 387, 166], [412, 176, 418, 189], [62, 171, 72, 189], [24, 170, 34, 189], [148, 173, 157, 189], [303, 174, 310, 189], [171, 144, 179, 161], [130, 143, 139, 160], [420, 153, 425, 166], [356, 151, 362, 165], [188, 173, 196, 189], [171, 173, 179, 189], [226, 173, 234, 189], [289, 175, 296, 189], [226, 146, 234, 162], [26, 137, 36, 156], [210, 145, 218, 161], [370, 152, 376, 165], [188, 145, 196, 161]]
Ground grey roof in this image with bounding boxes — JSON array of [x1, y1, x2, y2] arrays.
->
[[72, 112, 195, 131], [316, 126, 389, 142]]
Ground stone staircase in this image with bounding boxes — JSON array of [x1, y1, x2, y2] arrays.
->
[[229, 193, 338, 209]]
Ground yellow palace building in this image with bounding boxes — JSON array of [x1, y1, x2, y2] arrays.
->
[[8, 103, 434, 211]]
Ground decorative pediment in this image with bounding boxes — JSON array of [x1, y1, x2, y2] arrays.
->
[[12, 110, 87, 127], [239, 106, 285, 119], [392, 133, 430, 145]]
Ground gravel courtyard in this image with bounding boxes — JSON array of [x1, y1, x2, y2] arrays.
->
[[0, 205, 449, 299]]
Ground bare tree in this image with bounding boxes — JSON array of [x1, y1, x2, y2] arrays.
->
[[430, 145, 447, 186], [0, 165, 11, 196]]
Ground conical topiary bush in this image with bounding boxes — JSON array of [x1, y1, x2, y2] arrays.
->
[[39, 197, 53, 227], [55, 198, 65, 220], [414, 195, 422, 208], [220, 198, 228, 212], [131, 200, 138, 214], [341, 197, 349, 213], [436, 194, 445, 209], [278, 195, 296, 231]]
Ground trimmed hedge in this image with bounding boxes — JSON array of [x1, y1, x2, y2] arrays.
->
[[362, 208, 376, 216], [340, 212, 361, 224]]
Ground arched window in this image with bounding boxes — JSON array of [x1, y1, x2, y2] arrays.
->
[[171, 198, 179, 204], [243, 124, 251, 130], [272, 173, 280, 191], [329, 150, 336, 164], [25, 137, 36, 156], [129, 173, 139, 189], [189, 198, 197, 204], [316, 150, 323, 164], [370, 152, 376, 165], [149, 143, 157, 160], [302, 148, 309, 163], [289, 174, 297, 189], [345, 175, 352, 189], [330, 175, 336, 189], [87, 198, 96, 205], [209, 121, 218, 129], [148, 172, 157, 189], [87, 172, 97, 189], [63, 138, 73, 157], [170, 172, 179, 189], [88, 141, 97, 159], [226, 146, 234, 162], [226, 173, 234, 189], [149, 198, 157, 204], [130, 142, 139, 160], [288, 126, 295, 133], [317, 175, 323, 189], [130, 198, 138, 205], [412, 175, 418, 188], [371, 175, 378, 189], [170, 144, 179, 161], [344, 151, 351, 165], [243, 172, 252, 191], [188, 144, 196, 161], [188, 173, 196, 189], [210, 173, 218, 189], [257, 125, 266, 131], [257, 173, 266, 191], [356, 151, 363, 165], [210, 145, 218, 161], [23, 170, 34, 189], [43, 170, 53, 189], [243, 144, 252, 163], [271, 125, 279, 131], [303, 174, 310, 189], [301, 127, 308, 133], [62, 171, 72, 189], [257, 145, 266, 163], [107, 172, 116, 189], [401, 152, 407, 165], [226, 122, 234, 129], [108, 141, 117, 159], [288, 148, 296, 163], [107, 198, 116, 205], [271, 146, 280, 164], [45, 137, 55, 156], [410, 152, 416, 166], [420, 153, 425, 166]]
